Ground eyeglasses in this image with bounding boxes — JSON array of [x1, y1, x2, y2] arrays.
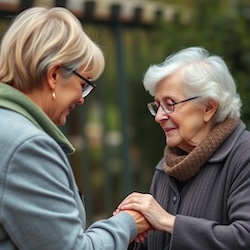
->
[[147, 96, 200, 116], [71, 70, 96, 98], [64, 67, 96, 98]]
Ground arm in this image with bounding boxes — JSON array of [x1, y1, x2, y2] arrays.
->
[[1, 134, 147, 249]]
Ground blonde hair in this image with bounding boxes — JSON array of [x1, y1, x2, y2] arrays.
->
[[0, 7, 105, 91]]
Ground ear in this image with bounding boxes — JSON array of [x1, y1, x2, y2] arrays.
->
[[46, 65, 61, 91], [204, 99, 218, 123]]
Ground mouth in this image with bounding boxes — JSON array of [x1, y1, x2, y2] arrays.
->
[[164, 127, 176, 135], [68, 104, 75, 112], [164, 127, 173, 131]]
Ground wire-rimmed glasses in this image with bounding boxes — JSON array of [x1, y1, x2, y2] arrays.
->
[[147, 96, 200, 116]]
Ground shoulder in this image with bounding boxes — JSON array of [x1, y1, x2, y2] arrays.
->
[[0, 108, 44, 137], [214, 121, 250, 182], [227, 122, 250, 161], [0, 108, 55, 144], [155, 157, 165, 171], [211, 120, 250, 163], [0, 108, 65, 165]]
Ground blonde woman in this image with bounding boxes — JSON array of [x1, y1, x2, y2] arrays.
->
[[0, 7, 149, 249]]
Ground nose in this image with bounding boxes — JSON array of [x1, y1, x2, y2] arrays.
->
[[155, 106, 169, 123]]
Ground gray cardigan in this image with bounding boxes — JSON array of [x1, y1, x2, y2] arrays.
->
[[0, 83, 137, 249], [130, 120, 250, 250]]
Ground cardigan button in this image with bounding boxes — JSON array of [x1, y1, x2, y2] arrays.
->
[[172, 195, 177, 204]]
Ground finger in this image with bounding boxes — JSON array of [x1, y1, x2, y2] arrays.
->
[[119, 203, 142, 212], [120, 192, 142, 204], [113, 207, 124, 215], [134, 236, 143, 243], [134, 232, 147, 243], [119, 199, 142, 210], [134, 237, 142, 243], [118, 195, 142, 208]]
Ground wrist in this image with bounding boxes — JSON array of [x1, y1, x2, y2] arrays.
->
[[161, 214, 175, 234]]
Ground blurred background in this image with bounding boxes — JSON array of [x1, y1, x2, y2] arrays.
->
[[0, 0, 250, 225]]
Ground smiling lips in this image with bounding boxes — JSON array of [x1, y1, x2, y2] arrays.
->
[[164, 127, 176, 135], [68, 104, 75, 112]]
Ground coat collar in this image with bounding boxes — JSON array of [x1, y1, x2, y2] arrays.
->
[[0, 82, 75, 155]]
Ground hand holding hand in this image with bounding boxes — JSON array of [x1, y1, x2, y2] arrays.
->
[[117, 192, 175, 234]]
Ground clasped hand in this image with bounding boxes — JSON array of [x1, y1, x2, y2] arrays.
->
[[114, 192, 176, 242]]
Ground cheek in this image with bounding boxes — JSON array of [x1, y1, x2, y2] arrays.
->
[[180, 119, 196, 133], [178, 115, 205, 141]]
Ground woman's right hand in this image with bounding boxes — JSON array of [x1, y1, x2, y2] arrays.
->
[[123, 209, 151, 235]]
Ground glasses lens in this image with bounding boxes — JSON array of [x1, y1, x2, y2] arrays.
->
[[163, 101, 174, 113], [147, 102, 158, 116], [82, 84, 94, 98]]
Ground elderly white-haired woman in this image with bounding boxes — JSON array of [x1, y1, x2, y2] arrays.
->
[[117, 47, 250, 250]]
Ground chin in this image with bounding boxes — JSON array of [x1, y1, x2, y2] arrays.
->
[[166, 138, 177, 148], [55, 117, 67, 126]]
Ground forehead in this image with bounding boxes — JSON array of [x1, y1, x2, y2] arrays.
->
[[155, 73, 184, 99]]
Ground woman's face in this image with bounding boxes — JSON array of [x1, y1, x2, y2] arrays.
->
[[48, 67, 90, 126], [154, 73, 215, 152]]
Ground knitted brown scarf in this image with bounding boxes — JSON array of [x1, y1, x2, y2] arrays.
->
[[164, 118, 239, 182]]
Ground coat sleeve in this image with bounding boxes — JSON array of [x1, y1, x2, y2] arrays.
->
[[0, 134, 137, 250]]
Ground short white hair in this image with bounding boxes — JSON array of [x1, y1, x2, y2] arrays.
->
[[143, 47, 242, 123]]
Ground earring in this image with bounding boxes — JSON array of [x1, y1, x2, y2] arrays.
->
[[52, 92, 56, 101]]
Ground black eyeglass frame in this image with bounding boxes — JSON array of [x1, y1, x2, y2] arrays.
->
[[71, 70, 96, 98], [147, 96, 200, 116], [63, 67, 96, 98]]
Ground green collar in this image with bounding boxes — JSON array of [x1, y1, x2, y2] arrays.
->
[[0, 82, 75, 154]]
